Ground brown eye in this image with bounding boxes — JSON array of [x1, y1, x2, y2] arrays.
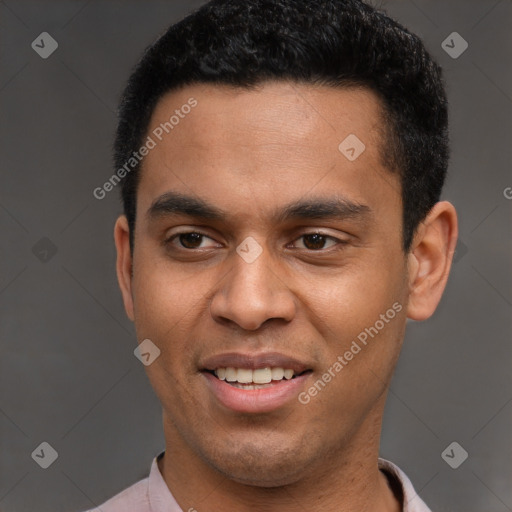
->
[[291, 233, 342, 251], [302, 234, 329, 250], [164, 230, 221, 252], [178, 233, 204, 248]]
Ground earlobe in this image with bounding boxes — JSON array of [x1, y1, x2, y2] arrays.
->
[[406, 201, 458, 321], [114, 215, 135, 321]]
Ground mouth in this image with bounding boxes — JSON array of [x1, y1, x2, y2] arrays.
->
[[205, 367, 311, 390], [200, 352, 313, 413]]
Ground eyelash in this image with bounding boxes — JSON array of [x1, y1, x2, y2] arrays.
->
[[164, 231, 347, 252]]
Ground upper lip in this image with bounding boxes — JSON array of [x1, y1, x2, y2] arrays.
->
[[200, 352, 312, 373]]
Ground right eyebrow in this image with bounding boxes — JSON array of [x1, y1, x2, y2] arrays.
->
[[146, 192, 226, 221]]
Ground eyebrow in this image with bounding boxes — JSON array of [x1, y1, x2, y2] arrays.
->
[[146, 191, 372, 224], [274, 196, 372, 223]]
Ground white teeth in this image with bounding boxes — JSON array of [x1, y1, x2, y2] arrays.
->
[[253, 368, 272, 384], [225, 367, 237, 382], [271, 367, 284, 380], [213, 366, 297, 384], [236, 368, 253, 384]]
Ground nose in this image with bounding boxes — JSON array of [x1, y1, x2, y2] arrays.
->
[[210, 245, 296, 331]]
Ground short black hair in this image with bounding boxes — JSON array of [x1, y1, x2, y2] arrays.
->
[[115, 0, 449, 252]]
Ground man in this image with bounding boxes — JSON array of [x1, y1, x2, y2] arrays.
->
[[87, 0, 458, 510]]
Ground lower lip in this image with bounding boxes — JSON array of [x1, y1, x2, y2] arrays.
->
[[202, 372, 311, 413]]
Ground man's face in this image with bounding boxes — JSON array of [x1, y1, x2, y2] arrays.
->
[[123, 82, 411, 486]]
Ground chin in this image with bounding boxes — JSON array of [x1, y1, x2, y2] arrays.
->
[[216, 457, 306, 488], [199, 435, 317, 488]]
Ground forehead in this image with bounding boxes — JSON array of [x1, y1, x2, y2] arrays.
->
[[137, 81, 399, 222], [149, 81, 386, 156]]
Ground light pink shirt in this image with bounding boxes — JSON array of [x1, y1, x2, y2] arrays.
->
[[84, 454, 431, 512]]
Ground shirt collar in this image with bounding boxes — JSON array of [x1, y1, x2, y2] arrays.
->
[[147, 452, 183, 512], [378, 458, 432, 512]]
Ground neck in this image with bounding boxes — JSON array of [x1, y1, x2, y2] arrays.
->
[[159, 399, 401, 512]]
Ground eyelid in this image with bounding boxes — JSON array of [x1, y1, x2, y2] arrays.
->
[[164, 229, 221, 248], [289, 231, 349, 250]]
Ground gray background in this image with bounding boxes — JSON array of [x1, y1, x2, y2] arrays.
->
[[1, 0, 511, 511]]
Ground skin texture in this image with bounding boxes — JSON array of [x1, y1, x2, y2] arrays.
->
[[114, 82, 458, 512]]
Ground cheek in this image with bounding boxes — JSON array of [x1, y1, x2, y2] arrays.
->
[[298, 274, 407, 429], [130, 256, 206, 360], [300, 258, 405, 336], [299, 257, 408, 404], [130, 264, 204, 410], [132, 245, 208, 317]]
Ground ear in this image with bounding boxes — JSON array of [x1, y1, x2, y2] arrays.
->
[[114, 215, 135, 321], [406, 201, 458, 321]]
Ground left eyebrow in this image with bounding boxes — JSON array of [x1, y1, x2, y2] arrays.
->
[[146, 191, 372, 224], [271, 196, 372, 224]]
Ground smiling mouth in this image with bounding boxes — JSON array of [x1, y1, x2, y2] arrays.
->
[[206, 367, 312, 390]]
